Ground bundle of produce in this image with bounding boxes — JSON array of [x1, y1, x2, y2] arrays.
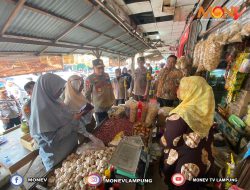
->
[[228, 22, 242, 39], [193, 41, 202, 68], [176, 56, 188, 70], [241, 23, 250, 36], [48, 147, 116, 190], [108, 105, 126, 119], [125, 99, 138, 122], [203, 34, 223, 71], [133, 122, 151, 146], [216, 31, 230, 45], [196, 40, 207, 72], [145, 103, 159, 127], [93, 118, 133, 145]]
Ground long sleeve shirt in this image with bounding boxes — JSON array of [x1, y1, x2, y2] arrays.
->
[[0, 97, 21, 119]]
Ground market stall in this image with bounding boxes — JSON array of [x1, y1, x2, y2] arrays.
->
[[0, 126, 39, 188], [189, 19, 250, 189], [27, 98, 162, 190]]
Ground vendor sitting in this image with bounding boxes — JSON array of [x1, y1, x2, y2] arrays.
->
[[29, 73, 85, 171]]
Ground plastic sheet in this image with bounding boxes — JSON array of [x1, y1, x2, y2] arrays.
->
[[76, 134, 105, 154], [145, 103, 159, 127], [193, 41, 201, 68], [241, 23, 250, 36]]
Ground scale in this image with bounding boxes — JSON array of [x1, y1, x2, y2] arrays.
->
[[110, 139, 142, 178]]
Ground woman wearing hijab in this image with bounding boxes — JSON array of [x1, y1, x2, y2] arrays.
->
[[29, 73, 82, 171], [64, 75, 95, 134], [160, 76, 215, 190]]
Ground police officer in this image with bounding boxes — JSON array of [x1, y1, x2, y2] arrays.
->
[[130, 57, 149, 101], [85, 59, 115, 125]]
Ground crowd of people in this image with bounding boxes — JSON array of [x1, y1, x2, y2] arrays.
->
[[0, 54, 216, 189]]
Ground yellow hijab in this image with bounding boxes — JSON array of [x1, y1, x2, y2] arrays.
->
[[170, 76, 215, 138]]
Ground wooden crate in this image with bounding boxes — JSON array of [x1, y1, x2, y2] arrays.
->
[[20, 134, 35, 151]]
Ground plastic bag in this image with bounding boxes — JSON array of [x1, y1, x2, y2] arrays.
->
[[239, 58, 250, 73], [193, 41, 201, 68], [203, 35, 223, 71], [82, 110, 94, 125], [228, 22, 242, 38], [228, 32, 243, 43], [196, 40, 207, 72], [241, 23, 250, 36], [145, 103, 159, 127], [216, 31, 229, 45], [76, 133, 105, 154]]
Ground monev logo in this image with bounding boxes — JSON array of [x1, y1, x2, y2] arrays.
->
[[197, 6, 246, 20]]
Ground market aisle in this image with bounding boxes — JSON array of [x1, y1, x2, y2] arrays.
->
[[145, 160, 168, 190]]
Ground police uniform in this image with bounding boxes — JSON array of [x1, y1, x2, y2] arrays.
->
[[85, 59, 115, 124], [112, 76, 126, 105], [132, 67, 148, 101]]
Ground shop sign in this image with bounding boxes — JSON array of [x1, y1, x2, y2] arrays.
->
[[62, 55, 75, 64], [197, 6, 247, 20], [0, 55, 63, 77]]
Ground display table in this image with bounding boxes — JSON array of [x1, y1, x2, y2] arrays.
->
[[0, 127, 39, 174]]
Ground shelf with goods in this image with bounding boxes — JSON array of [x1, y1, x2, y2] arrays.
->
[[190, 19, 250, 189]]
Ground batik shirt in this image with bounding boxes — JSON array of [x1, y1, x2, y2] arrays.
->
[[156, 68, 183, 100]]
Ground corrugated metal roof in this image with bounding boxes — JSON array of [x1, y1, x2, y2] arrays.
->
[[102, 41, 121, 49], [26, 0, 93, 22], [7, 8, 71, 39], [119, 34, 132, 42], [87, 35, 111, 47], [83, 11, 115, 33], [0, 1, 15, 30], [45, 46, 74, 53], [105, 26, 125, 37], [0, 0, 152, 57], [74, 49, 91, 54], [61, 27, 98, 44], [0, 42, 44, 52]]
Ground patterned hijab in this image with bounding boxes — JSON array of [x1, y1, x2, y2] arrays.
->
[[29, 73, 73, 135], [170, 76, 215, 138], [64, 75, 88, 112]]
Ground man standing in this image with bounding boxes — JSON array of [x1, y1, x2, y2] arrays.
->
[[121, 67, 132, 90], [0, 87, 21, 130], [23, 81, 35, 122], [146, 63, 153, 74], [131, 57, 149, 101], [155, 55, 183, 107], [85, 59, 115, 125], [112, 68, 126, 105]]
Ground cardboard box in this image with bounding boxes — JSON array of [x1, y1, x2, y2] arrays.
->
[[20, 134, 35, 151]]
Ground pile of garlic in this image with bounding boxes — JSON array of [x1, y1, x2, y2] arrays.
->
[[48, 147, 115, 190]]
